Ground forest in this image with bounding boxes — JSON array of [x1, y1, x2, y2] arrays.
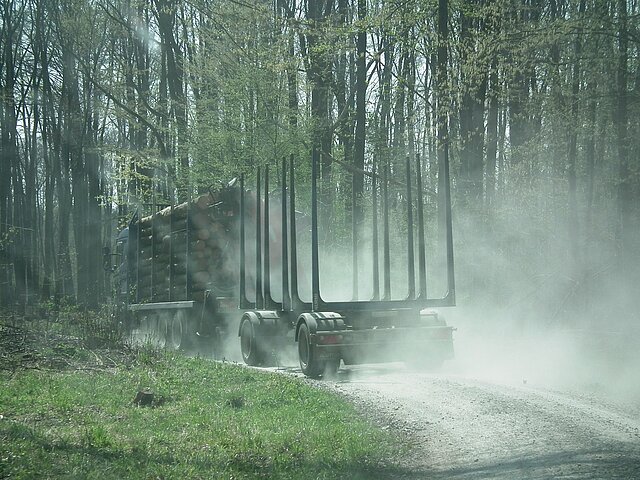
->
[[0, 0, 638, 329]]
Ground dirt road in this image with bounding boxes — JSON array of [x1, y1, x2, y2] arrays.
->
[[305, 364, 640, 479], [264, 326, 640, 479]]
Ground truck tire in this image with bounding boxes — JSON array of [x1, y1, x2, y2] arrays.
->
[[240, 318, 263, 366], [167, 310, 191, 351], [298, 323, 323, 378], [153, 313, 169, 348]]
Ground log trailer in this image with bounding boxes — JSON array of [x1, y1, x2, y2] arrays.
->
[[106, 152, 456, 377]]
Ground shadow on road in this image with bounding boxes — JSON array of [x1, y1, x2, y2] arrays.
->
[[384, 448, 640, 480]]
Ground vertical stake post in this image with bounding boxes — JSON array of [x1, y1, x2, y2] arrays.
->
[[263, 167, 272, 308], [289, 155, 301, 309], [382, 163, 391, 300], [406, 156, 416, 300], [281, 158, 290, 311], [372, 162, 380, 300], [255, 168, 263, 309], [416, 153, 427, 300], [311, 147, 320, 311]]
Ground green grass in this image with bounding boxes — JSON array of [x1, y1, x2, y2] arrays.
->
[[0, 351, 400, 479]]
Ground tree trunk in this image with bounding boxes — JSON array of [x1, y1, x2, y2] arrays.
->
[[306, 0, 334, 237], [353, 0, 366, 225], [615, 0, 634, 269], [157, 0, 188, 200], [285, 0, 298, 131], [437, 0, 449, 236], [0, 1, 15, 305], [83, 80, 102, 307], [458, 2, 487, 209], [56, 45, 76, 300], [64, 46, 87, 304], [485, 57, 499, 210], [566, 0, 586, 278]]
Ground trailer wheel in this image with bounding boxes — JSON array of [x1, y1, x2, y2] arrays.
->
[[298, 323, 323, 378], [240, 318, 263, 366], [167, 310, 191, 351], [153, 313, 169, 349]]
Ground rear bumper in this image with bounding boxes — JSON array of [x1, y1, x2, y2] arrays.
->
[[312, 326, 454, 364]]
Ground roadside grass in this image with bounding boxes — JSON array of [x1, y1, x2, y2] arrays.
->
[[0, 317, 401, 479]]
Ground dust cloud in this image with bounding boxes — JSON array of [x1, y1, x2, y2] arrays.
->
[[448, 307, 640, 404], [445, 197, 640, 409]]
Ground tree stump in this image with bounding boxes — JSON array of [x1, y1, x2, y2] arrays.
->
[[133, 388, 154, 407]]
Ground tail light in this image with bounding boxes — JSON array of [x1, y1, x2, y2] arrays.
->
[[317, 334, 343, 345]]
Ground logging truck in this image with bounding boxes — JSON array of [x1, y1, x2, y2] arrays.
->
[[106, 153, 456, 377]]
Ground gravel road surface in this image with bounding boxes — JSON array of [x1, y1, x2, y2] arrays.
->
[[312, 364, 640, 479], [266, 326, 640, 479]]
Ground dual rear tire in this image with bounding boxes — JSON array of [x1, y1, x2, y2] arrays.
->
[[239, 318, 276, 366], [297, 323, 339, 378], [239, 315, 340, 378], [240, 318, 264, 366], [139, 310, 192, 351]]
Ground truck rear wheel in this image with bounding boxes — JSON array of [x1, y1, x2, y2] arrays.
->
[[298, 323, 324, 378], [240, 318, 263, 366]]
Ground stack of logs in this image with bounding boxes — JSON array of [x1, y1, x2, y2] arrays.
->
[[134, 193, 235, 302]]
